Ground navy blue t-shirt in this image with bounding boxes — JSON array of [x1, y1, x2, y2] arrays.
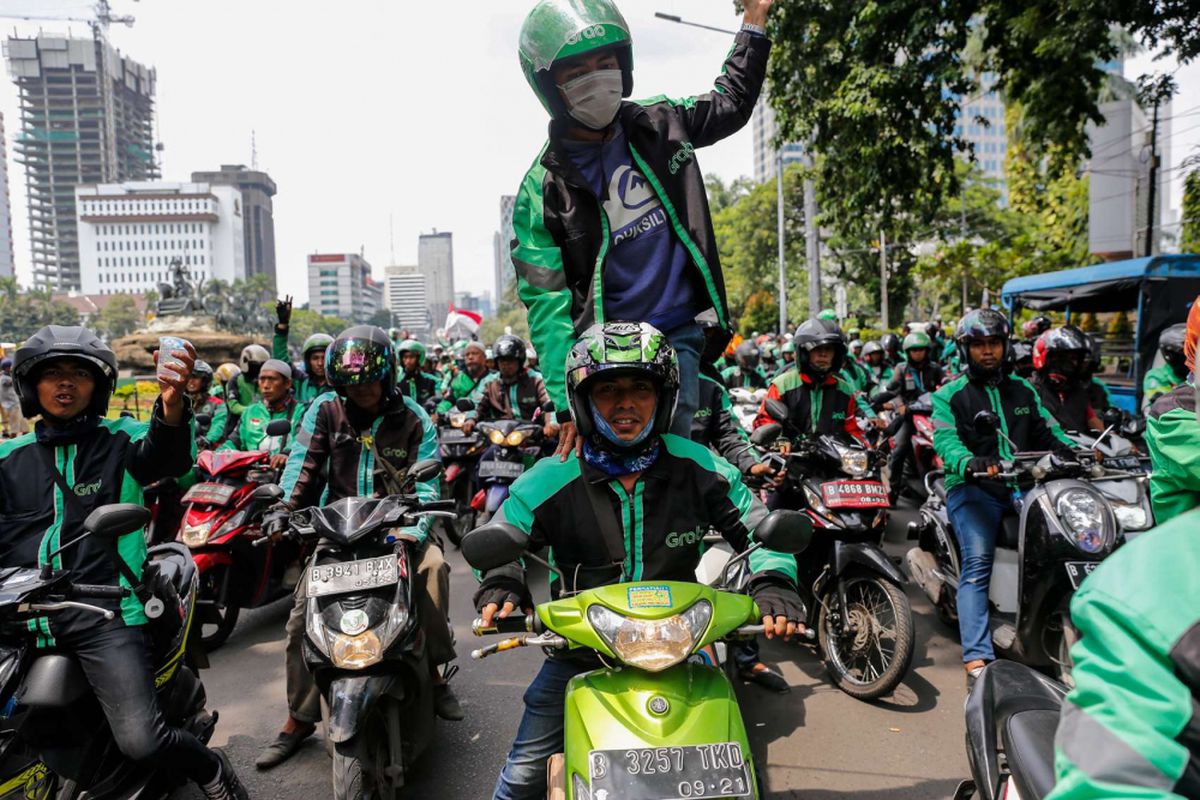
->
[[563, 128, 702, 333]]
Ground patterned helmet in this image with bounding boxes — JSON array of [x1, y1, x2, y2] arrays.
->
[[1032, 326, 1090, 373], [903, 331, 932, 352], [566, 321, 679, 437], [1159, 322, 1188, 369], [325, 326, 396, 393], [955, 308, 1011, 381]]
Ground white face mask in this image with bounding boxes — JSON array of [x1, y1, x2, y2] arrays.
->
[[558, 69, 623, 131]]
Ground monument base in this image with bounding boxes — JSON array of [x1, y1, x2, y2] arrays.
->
[[113, 327, 269, 372]]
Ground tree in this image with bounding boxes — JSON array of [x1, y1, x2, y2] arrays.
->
[[287, 308, 348, 350], [0, 287, 80, 342], [95, 295, 141, 340], [366, 309, 393, 329], [1183, 156, 1200, 255], [480, 280, 530, 343]]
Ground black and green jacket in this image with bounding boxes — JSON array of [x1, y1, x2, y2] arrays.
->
[[273, 329, 331, 404], [1047, 509, 1200, 800], [397, 370, 440, 408], [1145, 381, 1200, 524], [720, 364, 769, 391], [932, 372, 1073, 495], [693, 373, 759, 474], [483, 434, 795, 596], [0, 407, 194, 645], [512, 30, 770, 419]]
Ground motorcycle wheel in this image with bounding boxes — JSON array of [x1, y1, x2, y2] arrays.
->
[[198, 567, 240, 651], [818, 575, 915, 700], [331, 718, 397, 800], [331, 738, 367, 800]]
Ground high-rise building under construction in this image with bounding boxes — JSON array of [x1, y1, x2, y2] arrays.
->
[[3, 35, 158, 290]]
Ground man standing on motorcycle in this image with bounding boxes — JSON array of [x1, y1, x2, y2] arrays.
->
[[463, 335, 557, 440], [881, 331, 945, 504], [1142, 322, 1189, 411], [1029, 326, 1103, 433], [931, 309, 1076, 683], [256, 325, 462, 771], [474, 321, 806, 799], [271, 296, 334, 404], [396, 338, 441, 407], [1146, 298, 1200, 523], [224, 359, 305, 469], [2, 325, 249, 799], [512, 0, 778, 458]]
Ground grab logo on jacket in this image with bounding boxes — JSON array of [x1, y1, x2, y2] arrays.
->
[[606, 165, 668, 248]]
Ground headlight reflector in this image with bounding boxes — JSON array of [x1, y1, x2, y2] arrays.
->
[[586, 600, 712, 672], [330, 630, 383, 669], [1055, 489, 1110, 553], [180, 520, 213, 548], [489, 430, 505, 445], [449, 412, 466, 428], [505, 431, 527, 446], [839, 450, 869, 477]]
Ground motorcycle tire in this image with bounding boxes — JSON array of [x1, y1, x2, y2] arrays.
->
[[198, 569, 240, 651], [331, 738, 367, 800], [818, 575, 915, 700]]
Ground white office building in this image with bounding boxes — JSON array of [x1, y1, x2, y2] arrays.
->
[[307, 252, 381, 323], [493, 196, 516, 302], [418, 230, 454, 328], [77, 182, 244, 295], [384, 264, 431, 335]]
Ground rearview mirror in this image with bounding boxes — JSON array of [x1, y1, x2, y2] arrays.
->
[[1101, 407, 1123, 429], [750, 424, 781, 446], [752, 510, 812, 555], [455, 398, 474, 412], [461, 521, 528, 571], [764, 399, 789, 423], [406, 459, 443, 486], [1122, 418, 1146, 436], [265, 419, 292, 438], [252, 483, 284, 503], [195, 412, 213, 430], [83, 503, 152, 542], [972, 410, 1001, 435]]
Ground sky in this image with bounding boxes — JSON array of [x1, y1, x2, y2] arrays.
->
[[0, 0, 1197, 308]]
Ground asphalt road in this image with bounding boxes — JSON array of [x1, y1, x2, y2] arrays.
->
[[175, 501, 970, 799]]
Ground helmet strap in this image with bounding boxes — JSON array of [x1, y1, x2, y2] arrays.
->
[[589, 402, 656, 449]]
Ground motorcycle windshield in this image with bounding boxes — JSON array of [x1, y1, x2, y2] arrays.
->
[[307, 496, 406, 546]]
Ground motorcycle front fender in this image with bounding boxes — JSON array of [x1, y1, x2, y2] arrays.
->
[[832, 540, 906, 585], [326, 675, 397, 744], [485, 484, 509, 513], [191, 550, 234, 573]]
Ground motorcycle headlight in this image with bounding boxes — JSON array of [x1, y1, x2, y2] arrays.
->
[[838, 449, 870, 478], [585, 600, 712, 672], [449, 412, 466, 428], [488, 430, 505, 446], [505, 431, 527, 447], [330, 630, 383, 670], [1111, 502, 1149, 532], [180, 520, 213, 548], [212, 507, 250, 539], [1055, 489, 1112, 554]]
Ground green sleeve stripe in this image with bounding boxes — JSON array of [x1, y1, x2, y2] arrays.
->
[[281, 393, 337, 500], [400, 395, 441, 541], [1055, 701, 1177, 793], [770, 369, 803, 393], [100, 414, 152, 443], [499, 455, 581, 533], [118, 469, 148, 626], [0, 432, 36, 459]]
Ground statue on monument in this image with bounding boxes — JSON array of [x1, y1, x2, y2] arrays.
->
[[155, 260, 205, 317]]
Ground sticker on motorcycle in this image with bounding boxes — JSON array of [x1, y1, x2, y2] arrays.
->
[[626, 584, 673, 610], [820, 480, 890, 509]]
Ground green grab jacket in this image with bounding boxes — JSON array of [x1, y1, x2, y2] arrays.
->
[[1046, 510, 1200, 800], [223, 397, 305, 455], [512, 31, 771, 419], [1145, 381, 1200, 524], [1143, 363, 1187, 411], [272, 329, 332, 404], [436, 367, 494, 414]]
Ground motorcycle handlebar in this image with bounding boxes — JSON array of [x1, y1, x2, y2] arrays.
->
[[70, 583, 130, 600], [472, 614, 534, 637]]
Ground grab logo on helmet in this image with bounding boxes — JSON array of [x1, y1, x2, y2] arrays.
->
[[565, 24, 607, 45]]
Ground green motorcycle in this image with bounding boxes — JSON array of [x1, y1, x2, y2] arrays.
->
[[462, 511, 811, 800]]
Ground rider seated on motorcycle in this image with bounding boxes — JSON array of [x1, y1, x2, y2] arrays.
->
[[1029, 326, 1103, 433], [878, 331, 944, 502], [225, 344, 269, 417], [1142, 322, 1189, 412], [721, 341, 770, 390], [931, 309, 1076, 684], [463, 335, 558, 440], [396, 338, 441, 408], [223, 359, 305, 470], [2, 326, 249, 799], [1146, 297, 1200, 524], [880, 332, 903, 368], [474, 321, 806, 799], [187, 360, 228, 449], [437, 340, 494, 414], [1045, 506, 1200, 800], [861, 340, 893, 393], [271, 296, 334, 404], [255, 325, 462, 772]]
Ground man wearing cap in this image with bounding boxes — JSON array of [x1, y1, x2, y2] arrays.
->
[[224, 359, 304, 469], [438, 340, 494, 414]]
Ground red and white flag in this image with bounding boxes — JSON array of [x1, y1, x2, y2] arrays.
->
[[445, 305, 482, 334]]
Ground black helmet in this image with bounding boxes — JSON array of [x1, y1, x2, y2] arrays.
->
[[493, 334, 528, 367], [955, 309, 1011, 381], [1033, 326, 1090, 384], [324, 326, 396, 394], [1083, 332, 1102, 375], [191, 359, 214, 394], [793, 318, 846, 381], [1160, 323, 1188, 369], [14, 325, 118, 418], [735, 341, 760, 370], [1009, 340, 1034, 378], [879, 333, 902, 360]]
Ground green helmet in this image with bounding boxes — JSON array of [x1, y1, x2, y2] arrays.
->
[[818, 308, 838, 321], [903, 331, 932, 352], [302, 333, 334, 358], [566, 321, 678, 438], [519, 0, 633, 118], [397, 339, 426, 364]]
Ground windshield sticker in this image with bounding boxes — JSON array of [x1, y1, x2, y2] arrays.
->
[[627, 585, 673, 609]]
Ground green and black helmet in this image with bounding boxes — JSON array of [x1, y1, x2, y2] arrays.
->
[[302, 333, 334, 360], [566, 321, 678, 437], [902, 331, 932, 352], [397, 339, 426, 366], [519, 0, 634, 120]]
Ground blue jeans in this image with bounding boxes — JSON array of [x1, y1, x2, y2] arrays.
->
[[494, 658, 592, 800], [946, 484, 1014, 663], [665, 322, 703, 438]]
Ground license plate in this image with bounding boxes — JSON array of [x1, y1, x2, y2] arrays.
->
[[181, 482, 235, 507], [478, 460, 524, 480], [440, 428, 470, 442], [1065, 561, 1098, 590], [588, 743, 752, 799], [821, 480, 890, 509], [306, 556, 398, 598], [1105, 455, 1147, 473]]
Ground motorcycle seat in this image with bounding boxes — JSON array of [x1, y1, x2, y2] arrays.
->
[[18, 654, 89, 708], [1002, 708, 1059, 800]]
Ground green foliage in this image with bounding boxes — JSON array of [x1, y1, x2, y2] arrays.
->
[[0, 279, 81, 343], [365, 309, 393, 329], [1183, 166, 1200, 255], [740, 290, 779, 335], [288, 308, 349, 347], [95, 295, 142, 340], [480, 280, 530, 343]]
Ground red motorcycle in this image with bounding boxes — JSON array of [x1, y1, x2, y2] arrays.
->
[[177, 445, 294, 649]]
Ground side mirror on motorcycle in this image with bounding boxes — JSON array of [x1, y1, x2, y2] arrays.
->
[[195, 412, 213, 431], [972, 410, 1001, 435], [404, 459, 443, 488], [83, 503, 151, 542], [461, 521, 528, 571], [265, 419, 292, 438], [423, 397, 439, 414], [1122, 417, 1146, 436], [252, 483, 284, 503], [750, 424, 781, 446], [753, 510, 813, 555], [764, 399, 789, 423], [1101, 407, 1124, 429], [455, 398, 474, 412]]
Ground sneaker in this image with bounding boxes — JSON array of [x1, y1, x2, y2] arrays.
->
[[738, 663, 790, 694], [965, 659, 989, 692], [200, 749, 249, 800]]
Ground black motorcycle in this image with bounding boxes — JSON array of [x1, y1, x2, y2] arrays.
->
[[437, 399, 485, 546], [474, 418, 545, 524], [0, 504, 213, 799], [287, 460, 454, 800], [752, 399, 915, 700]]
